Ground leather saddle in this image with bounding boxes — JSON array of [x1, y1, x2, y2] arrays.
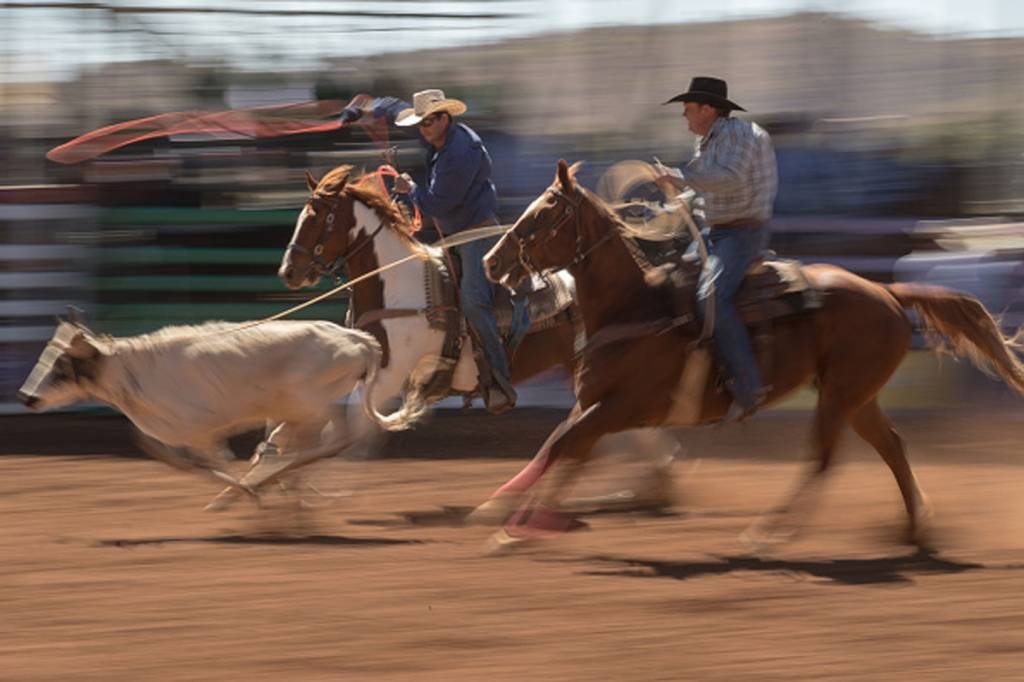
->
[[423, 249, 576, 337], [650, 253, 823, 328], [735, 258, 824, 324]]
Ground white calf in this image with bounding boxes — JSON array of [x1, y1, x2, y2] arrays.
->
[[18, 316, 415, 491]]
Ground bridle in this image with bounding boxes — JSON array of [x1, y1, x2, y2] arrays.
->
[[285, 191, 386, 283], [509, 186, 615, 274]]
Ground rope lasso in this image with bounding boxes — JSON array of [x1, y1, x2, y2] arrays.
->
[[358, 164, 423, 233]]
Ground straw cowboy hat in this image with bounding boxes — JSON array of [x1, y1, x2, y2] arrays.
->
[[663, 76, 746, 112], [395, 89, 468, 126]]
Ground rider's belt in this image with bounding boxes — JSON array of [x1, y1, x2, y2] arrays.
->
[[712, 218, 765, 229]]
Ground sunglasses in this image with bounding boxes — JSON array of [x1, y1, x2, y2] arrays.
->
[[417, 114, 443, 128]]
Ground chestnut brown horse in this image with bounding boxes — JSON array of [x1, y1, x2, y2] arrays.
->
[[482, 159, 1024, 545]]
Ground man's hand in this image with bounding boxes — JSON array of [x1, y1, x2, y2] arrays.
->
[[339, 106, 364, 124], [393, 173, 414, 194], [652, 157, 685, 189]]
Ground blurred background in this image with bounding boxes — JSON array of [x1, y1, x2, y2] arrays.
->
[[2, 0, 1023, 414]]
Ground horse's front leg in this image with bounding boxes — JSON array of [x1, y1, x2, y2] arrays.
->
[[492, 396, 643, 544], [466, 403, 583, 525]]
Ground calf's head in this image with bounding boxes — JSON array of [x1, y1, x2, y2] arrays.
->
[[18, 317, 106, 411]]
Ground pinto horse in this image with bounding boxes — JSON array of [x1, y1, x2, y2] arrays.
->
[[277, 164, 580, 427], [481, 159, 1024, 545], [277, 165, 676, 512]]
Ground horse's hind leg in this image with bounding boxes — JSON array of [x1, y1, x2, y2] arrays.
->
[[850, 398, 930, 541], [744, 393, 849, 549]]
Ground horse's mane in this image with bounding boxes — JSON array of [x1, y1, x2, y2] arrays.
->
[[575, 184, 656, 272], [316, 164, 429, 258]]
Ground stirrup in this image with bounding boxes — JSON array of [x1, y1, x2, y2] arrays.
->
[[484, 384, 516, 415], [722, 387, 770, 424]]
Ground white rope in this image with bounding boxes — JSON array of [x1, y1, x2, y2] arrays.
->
[[611, 178, 715, 338]]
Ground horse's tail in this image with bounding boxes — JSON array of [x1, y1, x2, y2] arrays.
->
[[358, 339, 430, 432], [885, 282, 1024, 395]]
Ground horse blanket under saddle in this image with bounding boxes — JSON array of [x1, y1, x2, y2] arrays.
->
[[734, 258, 824, 325]]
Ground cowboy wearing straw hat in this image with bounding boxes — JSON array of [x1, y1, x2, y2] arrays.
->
[[384, 88, 526, 414], [654, 76, 779, 421]]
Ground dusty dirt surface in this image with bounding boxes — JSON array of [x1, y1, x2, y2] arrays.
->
[[2, 409, 1024, 681]]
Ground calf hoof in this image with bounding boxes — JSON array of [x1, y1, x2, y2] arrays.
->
[[204, 486, 254, 512], [204, 489, 239, 512]]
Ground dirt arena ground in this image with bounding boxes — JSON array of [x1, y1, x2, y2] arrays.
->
[[2, 409, 1023, 680]]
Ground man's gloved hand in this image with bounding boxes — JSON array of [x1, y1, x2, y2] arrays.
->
[[339, 106, 364, 124], [652, 156, 685, 190]]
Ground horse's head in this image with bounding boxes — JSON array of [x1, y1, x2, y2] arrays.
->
[[279, 166, 359, 289], [280, 165, 419, 290], [484, 159, 587, 289]]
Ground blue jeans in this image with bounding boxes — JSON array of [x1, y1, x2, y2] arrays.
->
[[457, 234, 529, 388], [693, 225, 769, 408]]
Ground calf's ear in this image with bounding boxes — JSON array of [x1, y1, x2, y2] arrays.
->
[[67, 332, 100, 360], [67, 305, 87, 327]]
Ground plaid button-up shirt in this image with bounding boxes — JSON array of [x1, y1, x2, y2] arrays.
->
[[682, 116, 778, 227]]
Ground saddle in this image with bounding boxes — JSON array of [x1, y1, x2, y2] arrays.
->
[[648, 254, 824, 409], [423, 249, 576, 335], [651, 254, 823, 328], [735, 258, 824, 325], [494, 270, 577, 334], [415, 248, 577, 404]]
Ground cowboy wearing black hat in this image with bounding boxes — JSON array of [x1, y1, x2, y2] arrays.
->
[[655, 76, 778, 421]]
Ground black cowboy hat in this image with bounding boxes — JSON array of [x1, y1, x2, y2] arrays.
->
[[663, 76, 746, 112]]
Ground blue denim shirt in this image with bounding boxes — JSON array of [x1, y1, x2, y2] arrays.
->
[[412, 122, 498, 235]]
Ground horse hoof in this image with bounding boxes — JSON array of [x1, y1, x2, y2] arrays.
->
[[483, 528, 531, 555], [907, 520, 938, 550], [485, 512, 575, 554], [740, 522, 797, 555], [915, 492, 935, 526], [465, 495, 521, 526]]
